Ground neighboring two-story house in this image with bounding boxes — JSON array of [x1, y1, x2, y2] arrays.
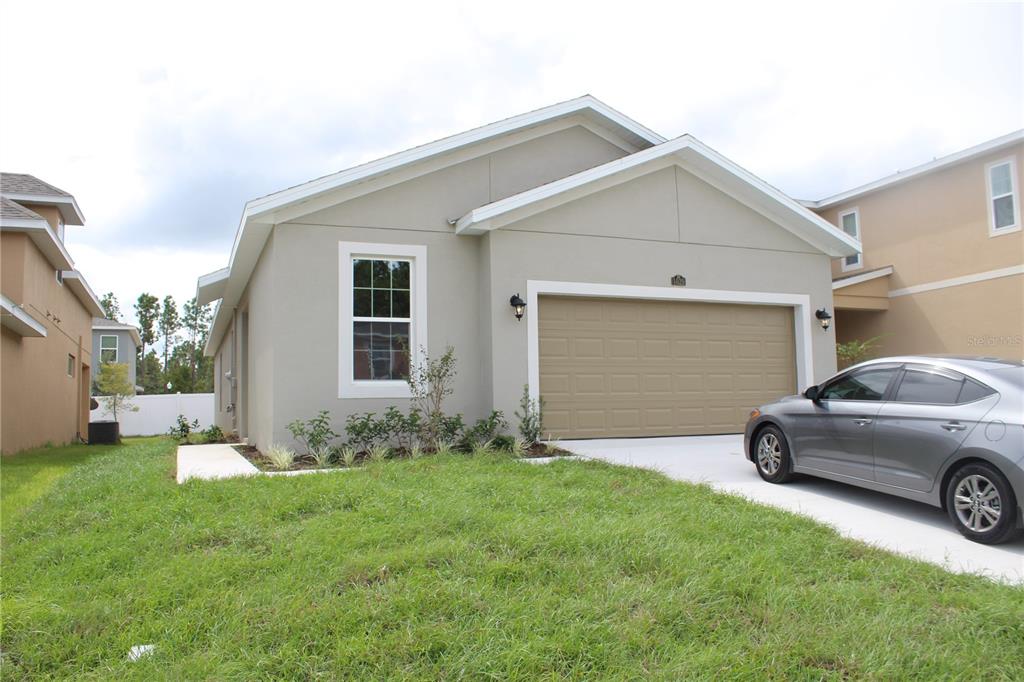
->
[[1, 173, 103, 454], [808, 131, 1023, 360], [91, 317, 142, 392]]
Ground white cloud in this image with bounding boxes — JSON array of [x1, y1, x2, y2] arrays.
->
[[2, 0, 1021, 308]]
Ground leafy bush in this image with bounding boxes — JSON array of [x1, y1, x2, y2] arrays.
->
[[345, 412, 387, 453], [837, 336, 884, 369], [287, 410, 338, 455], [169, 415, 200, 442], [407, 346, 457, 446], [461, 410, 507, 450], [491, 434, 516, 453], [515, 384, 544, 444], [265, 444, 296, 470], [95, 362, 138, 424], [203, 425, 225, 443], [381, 406, 422, 451]]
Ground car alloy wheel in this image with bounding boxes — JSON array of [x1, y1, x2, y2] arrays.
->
[[757, 433, 782, 476], [952, 474, 1002, 533]]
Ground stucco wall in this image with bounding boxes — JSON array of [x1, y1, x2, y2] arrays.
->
[[1, 232, 93, 453]]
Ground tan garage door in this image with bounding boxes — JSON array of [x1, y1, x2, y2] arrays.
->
[[539, 296, 796, 438]]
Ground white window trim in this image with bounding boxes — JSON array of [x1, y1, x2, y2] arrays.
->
[[338, 242, 427, 399], [100, 334, 119, 363], [525, 280, 817, 402], [838, 207, 863, 272], [985, 156, 1021, 237], [67, 354, 75, 377]]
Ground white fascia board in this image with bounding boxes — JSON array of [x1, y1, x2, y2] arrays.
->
[[0, 220, 75, 270], [457, 135, 861, 257], [94, 323, 143, 346], [832, 266, 894, 290], [60, 270, 104, 316], [1, 192, 86, 225], [196, 267, 230, 305], [809, 129, 1024, 210], [0, 293, 47, 337]]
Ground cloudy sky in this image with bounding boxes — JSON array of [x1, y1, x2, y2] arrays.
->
[[2, 1, 1021, 325]]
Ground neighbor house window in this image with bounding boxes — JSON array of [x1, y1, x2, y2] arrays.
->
[[339, 242, 427, 399], [67, 354, 75, 377], [839, 208, 862, 271], [986, 158, 1020, 236], [100, 335, 118, 363], [56, 269, 64, 285]]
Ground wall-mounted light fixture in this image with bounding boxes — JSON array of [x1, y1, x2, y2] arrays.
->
[[815, 308, 832, 332], [509, 293, 526, 321]]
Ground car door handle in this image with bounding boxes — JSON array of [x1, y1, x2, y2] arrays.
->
[[852, 418, 873, 426], [941, 422, 967, 432]]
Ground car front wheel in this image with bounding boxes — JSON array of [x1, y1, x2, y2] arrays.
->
[[946, 463, 1021, 545], [753, 425, 794, 484]]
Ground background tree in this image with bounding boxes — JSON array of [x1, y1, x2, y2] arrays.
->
[[181, 297, 212, 387], [159, 295, 180, 376], [99, 292, 121, 321], [134, 294, 160, 387], [138, 350, 164, 395], [94, 362, 138, 424]]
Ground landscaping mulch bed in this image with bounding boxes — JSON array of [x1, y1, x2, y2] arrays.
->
[[234, 443, 574, 471], [522, 443, 575, 458]]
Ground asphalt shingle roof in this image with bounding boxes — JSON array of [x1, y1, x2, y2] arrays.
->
[[0, 172, 72, 197], [0, 195, 45, 220], [92, 317, 139, 330]]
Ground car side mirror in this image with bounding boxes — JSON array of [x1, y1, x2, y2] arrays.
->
[[804, 385, 820, 402]]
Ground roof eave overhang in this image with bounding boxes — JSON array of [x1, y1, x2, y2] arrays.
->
[[1, 193, 86, 225], [456, 136, 861, 258], [832, 265, 895, 290], [1, 220, 75, 269], [196, 267, 230, 306], [94, 324, 143, 346], [0, 293, 47, 337], [61, 271, 104, 316]]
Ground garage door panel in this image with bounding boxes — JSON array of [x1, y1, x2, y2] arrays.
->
[[539, 296, 796, 438]]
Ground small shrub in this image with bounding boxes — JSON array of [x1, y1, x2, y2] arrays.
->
[[409, 444, 424, 460], [407, 346, 458, 445], [265, 444, 296, 470], [381, 406, 422, 451], [837, 335, 884, 369], [202, 425, 225, 443], [511, 435, 529, 456], [515, 384, 544, 444], [339, 446, 358, 467], [169, 415, 200, 442], [287, 410, 338, 455], [310, 445, 334, 467], [345, 412, 387, 453], [434, 413, 465, 448], [491, 434, 516, 453], [461, 410, 507, 450], [434, 439, 454, 456], [368, 443, 390, 463]]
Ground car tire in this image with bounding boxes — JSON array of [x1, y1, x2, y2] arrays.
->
[[945, 462, 1021, 545], [753, 425, 794, 484]]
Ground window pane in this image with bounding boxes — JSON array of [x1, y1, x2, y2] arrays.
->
[[841, 212, 858, 237], [372, 260, 391, 288], [372, 289, 392, 317], [957, 379, 995, 404], [894, 370, 964, 405], [353, 350, 371, 380], [392, 350, 410, 379], [370, 321, 392, 350], [820, 368, 895, 401], [994, 195, 1015, 229], [101, 336, 117, 349], [391, 261, 410, 289], [354, 321, 372, 351], [844, 254, 860, 267], [990, 163, 1012, 197], [392, 290, 410, 318], [371, 350, 391, 379], [101, 349, 117, 363], [353, 259, 371, 287], [353, 288, 372, 317], [392, 322, 410, 354]]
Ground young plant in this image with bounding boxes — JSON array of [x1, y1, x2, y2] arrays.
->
[[511, 435, 529, 456], [381, 406, 422, 452], [368, 443, 390, 463], [168, 414, 200, 442], [837, 335, 885, 369], [409, 444, 424, 460], [434, 439, 454, 456], [406, 346, 458, 446], [95, 362, 138, 425], [461, 410, 507, 450], [202, 425, 225, 443], [286, 410, 338, 455], [265, 444, 296, 470], [515, 384, 544, 444], [310, 444, 334, 468], [339, 446, 358, 467], [345, 412, 387, 453]]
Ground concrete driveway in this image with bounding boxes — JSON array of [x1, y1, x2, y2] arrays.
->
[[560, 435, 1024, 584]]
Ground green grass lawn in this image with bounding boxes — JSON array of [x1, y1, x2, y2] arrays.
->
[[2, 438, 1022, 679]]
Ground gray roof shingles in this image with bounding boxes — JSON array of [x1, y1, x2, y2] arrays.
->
[[0, 195, 45, 220], [0, 172, 72, 197]]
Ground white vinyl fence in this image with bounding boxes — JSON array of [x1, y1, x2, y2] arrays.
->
[[91, 392, 215, 436]]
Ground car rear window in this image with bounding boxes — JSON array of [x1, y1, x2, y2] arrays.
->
[[893, 369, 964, 404], [957, 379, 996, 403]]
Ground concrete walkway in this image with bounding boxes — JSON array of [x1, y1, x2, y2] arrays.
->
[[176, 444, 258, 483], [560, 435, 1024, 584]]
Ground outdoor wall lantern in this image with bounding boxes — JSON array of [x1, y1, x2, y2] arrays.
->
[[815, 308, 833, 331], [509, 293, 527, 321]]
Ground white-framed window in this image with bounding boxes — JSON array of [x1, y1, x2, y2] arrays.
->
[[986, 157, 1020, 236], [839, 207, 862, 271], [100, 334, 118, 363], [55, 269, 64, 285], [67, 354, 75, 377], [338, 242, 427, 399]]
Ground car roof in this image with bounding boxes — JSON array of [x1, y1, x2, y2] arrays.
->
[[847, 355, 1024, 388]]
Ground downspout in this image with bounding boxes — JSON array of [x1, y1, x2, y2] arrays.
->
[[76, 333, 84, 442]]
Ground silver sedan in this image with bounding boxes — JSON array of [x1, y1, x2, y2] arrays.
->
[[744, 356, 1024, 544]]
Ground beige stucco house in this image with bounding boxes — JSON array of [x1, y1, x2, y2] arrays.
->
[[197, 96, 859, 449], [807, 131, 1023, 361], [1, 174, 103, 454]]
